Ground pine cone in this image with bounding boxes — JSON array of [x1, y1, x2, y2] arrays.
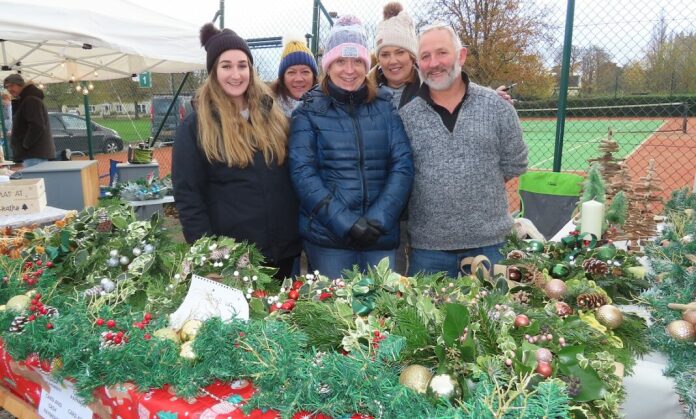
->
[[511, 290, 531, 305], [507, 249, 527, 260], [582, 258, 609, 275], [210, 249, 225, 261], [555, 301, 574, 318], [43, 306, 59, 318], [83, 285, 103, 298], [562, 376, 582, 398], [236, 253, 250, 269], [9, 315, 30, 333], [96, 220, 113, 233], [576, 292, 608, 309]]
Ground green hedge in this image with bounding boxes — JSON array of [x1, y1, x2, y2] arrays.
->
[[516, 95, 695, 118]]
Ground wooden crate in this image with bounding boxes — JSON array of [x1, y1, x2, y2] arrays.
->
[[0, 179, 47, 216]]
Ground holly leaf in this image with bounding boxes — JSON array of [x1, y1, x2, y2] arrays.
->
[[557, 345, 606, 402], [111, 216, 128, 230], [442, 303, 469, 346]]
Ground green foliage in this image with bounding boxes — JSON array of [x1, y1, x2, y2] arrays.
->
[[606, 191, 628, 225], [581, 164, 606, 204]]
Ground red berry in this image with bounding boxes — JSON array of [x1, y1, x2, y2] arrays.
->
[[29, 305, 37, 312], [252, 290, 267, 298], [45, 323, 54, 330], [106, 320, 116, 329], [292, 281, 304, 290], [105, 332, 114, 340], [96, 318, 105, 326], [46, 261, 54, 268], [239, 332, 245, 337], [143, 334, 151, 340], [36, 260, 42, 266], [319, 292, 333, 301], [144, 313, 152, 321], [373, 330, 381, 337], [22, 274, 29, 281], [34, 293, 41, 300], [288, 290, 300, 300], [113, 336, 122, 344], [39, 307, 47, 315], [116, 331, 124, 338], [36, 269, 43, 276], [28, 314, 36, 321]]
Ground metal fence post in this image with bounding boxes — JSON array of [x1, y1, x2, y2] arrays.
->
[[553, 0, 575, 172], [82, 87, 94, 159], [311, 0, 320, 57], [0, 102, 8, 158]]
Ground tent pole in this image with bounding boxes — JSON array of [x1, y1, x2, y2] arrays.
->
[[0, 102, 9, 159], [149, 72, 191, 148], [82, 88, 94, 159]]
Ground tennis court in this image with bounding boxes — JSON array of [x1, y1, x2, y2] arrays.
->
[[521, 118, 667, 170]]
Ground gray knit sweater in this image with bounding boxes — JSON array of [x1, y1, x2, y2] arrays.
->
[[399, 82, 528, 250]]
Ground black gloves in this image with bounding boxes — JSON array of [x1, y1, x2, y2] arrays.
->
[[349, 218, 382, 247]]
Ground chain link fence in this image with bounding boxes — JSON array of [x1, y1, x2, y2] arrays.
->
[[8, 0, 693, 209]]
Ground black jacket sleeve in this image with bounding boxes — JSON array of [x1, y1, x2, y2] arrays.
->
[[172, 113, 212, 243], [21, 97, 48, 149]]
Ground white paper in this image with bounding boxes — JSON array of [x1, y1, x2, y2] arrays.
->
[[38, 375, 93, 419], [169, 274, 249, 330]]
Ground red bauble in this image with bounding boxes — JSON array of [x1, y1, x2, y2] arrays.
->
[[292, 281, 304, 290], [281, 300, 296, 311], [535, 362, 553, 378], [252, 290, 267, 298], [288, 290, 300, 300], [514, 314, 530, 328]]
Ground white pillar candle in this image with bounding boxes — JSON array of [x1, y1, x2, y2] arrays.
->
[[580, 199, 604, 238]]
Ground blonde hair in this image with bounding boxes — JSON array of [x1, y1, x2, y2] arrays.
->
[[320, 72, 378, 103], [196, 64, 288, 167]]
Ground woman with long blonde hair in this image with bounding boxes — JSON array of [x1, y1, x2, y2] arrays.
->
[[173, 24, 300, 279]]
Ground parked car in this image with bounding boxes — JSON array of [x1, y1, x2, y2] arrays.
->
[[150, 94, 193, 144], [48, 112, 124, 157]]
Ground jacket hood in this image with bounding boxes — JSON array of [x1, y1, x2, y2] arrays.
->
[[19, 83, 45, 101]]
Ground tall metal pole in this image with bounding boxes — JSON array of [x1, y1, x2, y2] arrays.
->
[[0, 100, 9, 159], [552, 0, 575, 172], [311, 0, 320, 56], [219, 0, 225, 28], [82, 87, 94, 159]]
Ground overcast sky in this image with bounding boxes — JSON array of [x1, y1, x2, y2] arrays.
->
[[139, 0, 695, 73]]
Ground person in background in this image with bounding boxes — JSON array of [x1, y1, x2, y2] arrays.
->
[[1, 92, 11, 136], [3, 74, 54, 167], [369, 2, 514, 275], [399, 22, 527, 278], [289, 16, 414, 279], [271, 37, 319, 117], [172, 24, 301, 279]]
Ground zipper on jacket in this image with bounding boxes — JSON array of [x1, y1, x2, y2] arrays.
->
[[348, 99, 368, 214]]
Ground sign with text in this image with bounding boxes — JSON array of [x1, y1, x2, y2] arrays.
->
[[169, 274, 249, 330], [38, 375, 93, 419], [138, 71, 151, 88]]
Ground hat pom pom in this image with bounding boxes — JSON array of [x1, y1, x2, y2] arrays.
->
[[200, 23, 220, 47], [383, 2, 404, 20], [282, 32, 307, 48], [335, 15, 362, 27]]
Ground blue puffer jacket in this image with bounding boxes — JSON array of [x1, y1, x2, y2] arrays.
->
[[289, 82, 414, 250]]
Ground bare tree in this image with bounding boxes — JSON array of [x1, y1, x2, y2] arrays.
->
[[427, 0, 556, 98]]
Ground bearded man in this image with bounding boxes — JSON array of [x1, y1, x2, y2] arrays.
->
[[398, 23, 528, 277]]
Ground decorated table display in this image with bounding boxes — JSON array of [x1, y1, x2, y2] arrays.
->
[[0, 198, 656, 419], [640, 188, 696, 418]]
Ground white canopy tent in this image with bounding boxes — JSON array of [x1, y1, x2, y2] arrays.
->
[[0, 0, 205, 83], [0, 0, 207, 157]]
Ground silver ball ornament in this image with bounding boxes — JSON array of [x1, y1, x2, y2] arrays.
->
[[143, 244, 155, 254], [100, 278, 116, 293], [132, 247, 142, 257], [109, 249, 119, 258], [107, 258, 119, 268], [119, 256, 130, 266]]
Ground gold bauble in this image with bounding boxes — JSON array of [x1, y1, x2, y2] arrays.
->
[[666, 320, 696, 342], [179, 340, 197, 359], [427, 373, 461, 400], [179, 319, 202, 341], [544, 279, 567, 300], [153, 328, 181, 343], [683, 310, 696, 326], [596, 305, 624, 329], [6, 295, 30, 312], [399, 365, 433, 394]]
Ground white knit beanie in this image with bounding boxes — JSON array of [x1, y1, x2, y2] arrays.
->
[[374, 2, 418, 58]]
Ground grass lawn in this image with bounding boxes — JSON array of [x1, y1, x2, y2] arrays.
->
[[92, 117, 151, 143]]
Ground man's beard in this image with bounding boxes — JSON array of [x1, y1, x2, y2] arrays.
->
[[419, 59, 462, 91]]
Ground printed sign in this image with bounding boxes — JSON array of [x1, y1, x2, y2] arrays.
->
[[38, 375, 93, 419], [169, 274, 249, 330]]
